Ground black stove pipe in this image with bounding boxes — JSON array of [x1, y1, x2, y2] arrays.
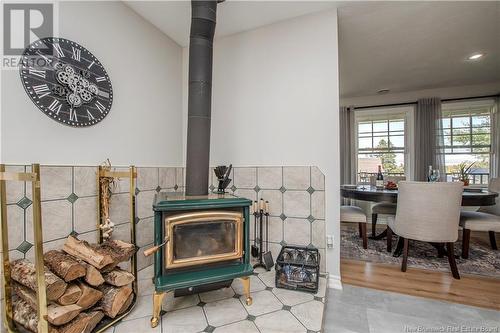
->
[[185, 0, 218, 196]]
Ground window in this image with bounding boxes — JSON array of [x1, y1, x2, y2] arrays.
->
[[355, 107, 413, 183], [441, 99, 495, 185]]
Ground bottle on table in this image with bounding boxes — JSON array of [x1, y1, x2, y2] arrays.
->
[[376, 165, 384, 189]]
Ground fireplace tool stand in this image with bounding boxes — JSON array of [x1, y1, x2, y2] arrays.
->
[[253, 199, 273, 271]]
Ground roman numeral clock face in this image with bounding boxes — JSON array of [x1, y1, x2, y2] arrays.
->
[[20, 37, 113, 127]]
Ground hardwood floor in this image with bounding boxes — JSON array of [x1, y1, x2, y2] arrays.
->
[[341, 259, 500, 311]]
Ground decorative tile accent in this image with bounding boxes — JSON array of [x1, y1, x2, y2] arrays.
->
[[230, 185, 237, 192], [246, 315, 256, 321], [197, 301, 206, 307], [279, 186, 287, 193], [67, 193, 78, 203], [233, 167, 256, 189], [284, 218, 311, 246], [209, 184, 215, 191], [283, 167, 310, 190], [258, 190, 282, 216], [16, 241, 32, 254], [257, 167, 282, 189], [282, 305, 292, 311], [135, 188, 140, 195], [73, 167, 97, 197], [307, 215, 315, 223], [280, 240, 287, 246], [17, 197, 32, 209], [280, 213, 287, 221], [283, 191, 310, 218], [155, 186, 161, 192], [254, 185, 261, 193], [70, 230, 78, 237], [307, 186, 315, 194], [204, 325, 215, 333]]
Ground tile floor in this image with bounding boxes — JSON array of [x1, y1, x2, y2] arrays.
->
[[107, 265, 327, 333], [324, 285, 500, 333]]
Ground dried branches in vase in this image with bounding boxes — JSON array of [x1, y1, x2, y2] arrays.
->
[[99, 159, 117, 240]]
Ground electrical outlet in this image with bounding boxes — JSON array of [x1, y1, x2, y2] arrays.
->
[[326, 234, 334, 248]]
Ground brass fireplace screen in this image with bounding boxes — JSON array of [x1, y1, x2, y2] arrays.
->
[[164, 211, 243, 269]]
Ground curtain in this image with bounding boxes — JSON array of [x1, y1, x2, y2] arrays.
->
[[340, 106, 356, 185], [414, 98, 446, 181], [491, 96, 500, 179]]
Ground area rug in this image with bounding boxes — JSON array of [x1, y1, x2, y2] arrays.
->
[[341, 227, 500, 278]]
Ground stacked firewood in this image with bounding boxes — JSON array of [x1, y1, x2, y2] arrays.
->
[[10, 235, 136, 333]]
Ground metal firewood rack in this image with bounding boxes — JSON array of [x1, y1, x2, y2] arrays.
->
[[0, 164, 138, 333]]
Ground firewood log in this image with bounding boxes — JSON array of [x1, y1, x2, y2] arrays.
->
[[99, 239, 136, 272], [13, 282, 81, 326], [57, 284, 82, 305], [57, 313, 92, 333], [75, 281, 103, 310], [44, 250, 86, 282], [11, 259, 67, 301], [12, 298, 60, 333], [80, 311, 105, 333], [117, 292, 134, 316], [97, 284, 133, 318], [102, 268, 135, 287], [73, 258, 105, 287], [63, 236, 114, 269]]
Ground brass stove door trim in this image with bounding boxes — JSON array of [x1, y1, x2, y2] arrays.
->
[[164, 211, 243, 269]]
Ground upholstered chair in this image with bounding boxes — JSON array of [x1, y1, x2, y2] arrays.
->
[[370, 176, 406, 237], [386, 181, 463, 279], [341, 205, 368, 249], [460, 178, 500, 258]]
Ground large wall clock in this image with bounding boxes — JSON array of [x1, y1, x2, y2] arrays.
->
[[19, 37, 113, 127]]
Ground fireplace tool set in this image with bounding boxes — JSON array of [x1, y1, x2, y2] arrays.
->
[[214, 165, 232, 193], [252, 199, 274, 271]]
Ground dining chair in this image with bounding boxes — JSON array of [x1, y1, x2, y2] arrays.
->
[[460, 178, 500, 258], [341, 205, 368, 249], [370, 175, 405, 237], [386, 181, 463, 279]]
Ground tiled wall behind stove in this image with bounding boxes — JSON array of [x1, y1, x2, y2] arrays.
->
[[1, 165, 325, 282], [218, 166, 326, 271]]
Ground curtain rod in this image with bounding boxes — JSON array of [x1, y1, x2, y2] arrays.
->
[[352, 93, 500, 110]]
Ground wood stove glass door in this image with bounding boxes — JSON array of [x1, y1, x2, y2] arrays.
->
[[164, 211, 243, 269]]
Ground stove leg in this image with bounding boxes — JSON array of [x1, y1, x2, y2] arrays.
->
[[240, 276, 252, 306], [151, 291, 166, 328]]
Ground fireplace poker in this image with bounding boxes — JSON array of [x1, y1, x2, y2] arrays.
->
[[253, 199, 267, 270], [262, 201, 274, 270], [251, 201, 259, 258]]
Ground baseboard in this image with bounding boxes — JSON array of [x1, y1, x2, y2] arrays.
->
[[328, 274, 343, 290]]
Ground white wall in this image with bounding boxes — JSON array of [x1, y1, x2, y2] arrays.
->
[[183, 10, 341, 281], [341, 81, 500, 107], [1, 1, 183, 166]]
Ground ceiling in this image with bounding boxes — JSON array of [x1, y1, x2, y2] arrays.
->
[[125, 1, 337, 47], [338, 1, 500, 98]]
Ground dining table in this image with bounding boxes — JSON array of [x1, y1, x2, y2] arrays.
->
[[340, 184, 499, 257]]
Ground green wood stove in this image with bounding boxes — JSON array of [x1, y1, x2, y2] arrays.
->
[[145, 192, 254, 328]]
